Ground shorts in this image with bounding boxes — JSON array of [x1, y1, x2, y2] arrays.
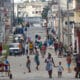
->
[[5, 66, 9, 71], [36, 61, 40, 66], [29, 48, 33, 51], [67, 64, 71, 68], [58, 72, 62, 77]]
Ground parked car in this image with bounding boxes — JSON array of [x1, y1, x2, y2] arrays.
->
[[9, 43, 22, 56]]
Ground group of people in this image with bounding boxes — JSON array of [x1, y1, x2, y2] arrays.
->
[[24, 35, 80, 79], [26, 51, 64, 78], [25, 39, 47, 58], [26, 48, 40, 72]]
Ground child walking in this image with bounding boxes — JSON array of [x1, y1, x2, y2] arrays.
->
[[26, 56, 31, 72], [57, 62, 64, 78]]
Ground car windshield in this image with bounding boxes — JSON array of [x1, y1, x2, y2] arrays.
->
[[9, 45, 14, 48]]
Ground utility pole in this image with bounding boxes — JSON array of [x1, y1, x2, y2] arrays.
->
[[58, 0, 61, 43], [67, 0, 70, 46], [12, 0, 15, 26]]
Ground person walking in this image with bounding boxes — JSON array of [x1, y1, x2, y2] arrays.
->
[[45, 53, 55, 78], [29, 42, 34, 54], [34, 49, 40, 70], [54, 41, 58, 55], [25, 42, 29, 55], [75, 54, 80, 78], [38, 41, 42, 51], [41, 44, 46, 58], [58, 42, 63, 57], [57, 62, 64, 78], [66, 54, 72, 73], [26, 56, 31, 72]]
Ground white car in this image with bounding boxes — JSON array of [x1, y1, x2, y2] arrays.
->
[[9, 43, 22, 56]]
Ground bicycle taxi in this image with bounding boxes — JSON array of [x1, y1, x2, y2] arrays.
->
[[0, 57, 12, 79]]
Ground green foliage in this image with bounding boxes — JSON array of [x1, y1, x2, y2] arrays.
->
[[41, 6, 49, 19], [2, 44, 9, 57]]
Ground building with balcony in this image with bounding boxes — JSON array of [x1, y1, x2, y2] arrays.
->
[[47, 0, 75, 44], [73, 0, 80, 53], [0, 0, 14, 43]]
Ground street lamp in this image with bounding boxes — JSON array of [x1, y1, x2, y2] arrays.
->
[[67, 0, 71, 46]]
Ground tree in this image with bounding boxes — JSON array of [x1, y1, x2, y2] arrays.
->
[[41, 6, 49, 19]]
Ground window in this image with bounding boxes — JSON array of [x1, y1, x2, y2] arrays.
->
[[36, 11, 38, 14]]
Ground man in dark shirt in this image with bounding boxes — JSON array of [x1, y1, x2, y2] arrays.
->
[[75, 54, 80, 78]]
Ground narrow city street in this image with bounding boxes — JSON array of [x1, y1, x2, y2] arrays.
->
[[1, 48, 76, 80], [27, 27, 47, 42], [0, 24, 78, 80], [0, 0, 80, 80]]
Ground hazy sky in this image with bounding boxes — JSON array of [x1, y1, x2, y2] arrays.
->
[[14, 0, 26, 3]]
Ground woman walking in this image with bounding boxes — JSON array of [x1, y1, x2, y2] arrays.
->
[[45, 53, 55, 78]]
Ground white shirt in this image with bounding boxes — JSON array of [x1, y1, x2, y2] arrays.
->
[[57, 65, 63, 72], [25, 44, 28, 50]]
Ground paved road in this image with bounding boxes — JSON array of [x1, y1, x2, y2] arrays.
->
[[1, 47, 77, 80], [2, 27, 78, 80], [27, 27, 47, 42]]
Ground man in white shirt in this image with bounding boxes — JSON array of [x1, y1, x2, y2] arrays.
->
[[25, 42, 29, 55]]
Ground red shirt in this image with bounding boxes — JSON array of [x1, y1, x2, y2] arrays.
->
[[0, 46, 2, 53], [41, 45, 46, 51]]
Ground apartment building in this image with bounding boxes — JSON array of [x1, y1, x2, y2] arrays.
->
[[14, 1, 48, 17], [0, 0, 13, 43]]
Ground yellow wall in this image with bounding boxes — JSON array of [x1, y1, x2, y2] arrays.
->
[[74, 11, 80, 23]]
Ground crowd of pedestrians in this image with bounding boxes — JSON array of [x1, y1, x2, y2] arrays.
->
[[24, 35, 80, 79]]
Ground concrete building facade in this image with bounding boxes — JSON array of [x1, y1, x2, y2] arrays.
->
[[0, 0, 13, 43], [14, 1, 48, 17]]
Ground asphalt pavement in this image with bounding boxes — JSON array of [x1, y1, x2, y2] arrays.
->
[[1, 47, 76, 80], [2, 27, 78, 80]]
